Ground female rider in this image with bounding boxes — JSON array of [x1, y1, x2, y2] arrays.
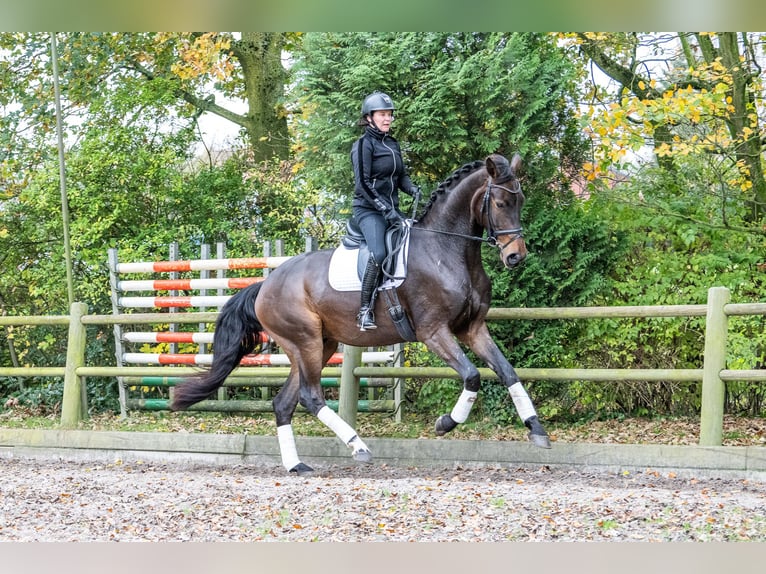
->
[[351, 92, 419, 331]]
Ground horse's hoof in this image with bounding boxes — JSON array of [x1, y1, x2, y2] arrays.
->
[[434, 414, 457, 436], [289, 462, 315, 476], [353, 449, 373, 464], [528, 432, 552, 449], [524, 416, 551, 448]]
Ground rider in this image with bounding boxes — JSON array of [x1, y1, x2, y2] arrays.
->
[[351, 91, 419, 331]]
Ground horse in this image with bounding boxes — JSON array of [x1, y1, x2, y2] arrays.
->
[[170, 153, 551, 475]]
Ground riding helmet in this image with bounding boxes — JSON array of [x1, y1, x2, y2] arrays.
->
[[361, 92, 395, 117]]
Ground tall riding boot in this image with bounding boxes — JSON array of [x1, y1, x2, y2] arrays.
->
[[357, 258, 381, 331]]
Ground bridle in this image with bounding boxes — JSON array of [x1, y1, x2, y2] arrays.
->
[[480, 177, 524, 250], [407, 171, 524, 250]]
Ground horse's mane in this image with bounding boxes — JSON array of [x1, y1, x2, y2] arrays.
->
[[418, 160, 486, 221]]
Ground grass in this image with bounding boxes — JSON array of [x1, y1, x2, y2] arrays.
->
[[2, 405, 766, 446]]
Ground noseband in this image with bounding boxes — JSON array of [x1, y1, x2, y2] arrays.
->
[[480, 177, 524, 250]]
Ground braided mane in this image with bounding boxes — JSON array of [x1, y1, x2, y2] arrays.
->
[[417, 160, 485, 221]]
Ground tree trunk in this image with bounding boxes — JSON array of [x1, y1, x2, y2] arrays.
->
[[231, 33, 290, 163], [716, 32, 766, 221]]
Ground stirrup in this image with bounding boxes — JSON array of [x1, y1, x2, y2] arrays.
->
[[357, 307, 377, 331]]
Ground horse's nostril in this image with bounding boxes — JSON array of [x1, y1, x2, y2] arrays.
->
[[506, 253, 524, 267]]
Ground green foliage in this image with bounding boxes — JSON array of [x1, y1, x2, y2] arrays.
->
[[294, 32, 586, 215], [569, 161, 766, 417], [6, 382, 64, 415]]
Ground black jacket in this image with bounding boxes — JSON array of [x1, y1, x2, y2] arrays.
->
[[351, 125, 415, 215]]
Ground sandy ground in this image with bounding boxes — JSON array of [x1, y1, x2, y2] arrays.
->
[[1, 457, 765, 542]]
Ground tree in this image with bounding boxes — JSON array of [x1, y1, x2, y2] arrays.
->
[[146, 32, 293, 162], [0, 33, 293, 164], [0, 33, 305, 311], [294, 32, 591, 222], [564, 33, 766, 417], [571, 32, 766, 223]]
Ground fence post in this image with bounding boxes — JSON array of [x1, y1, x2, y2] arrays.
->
[[60, 301, 89, 428], [339, 345, 363, 426], [699, 286, 730, 446]]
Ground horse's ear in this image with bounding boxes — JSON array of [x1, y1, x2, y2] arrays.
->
[[485, 154, 508, 179], [510, 153, 522, 174]]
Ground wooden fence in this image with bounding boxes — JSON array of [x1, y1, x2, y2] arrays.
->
[[1, 286, 765, 445]]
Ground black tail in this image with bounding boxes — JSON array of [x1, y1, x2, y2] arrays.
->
[[169, 282, 265, 411]]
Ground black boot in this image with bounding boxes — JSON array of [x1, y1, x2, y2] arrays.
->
[[357, 258, 381, 331]]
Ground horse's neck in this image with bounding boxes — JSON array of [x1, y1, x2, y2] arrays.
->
[[420, 174, 484, 237], [413, 179, 486, 269]]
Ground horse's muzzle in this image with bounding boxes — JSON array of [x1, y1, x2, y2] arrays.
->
[[501, 238, 527, 269], [504, 251, 526, 268]]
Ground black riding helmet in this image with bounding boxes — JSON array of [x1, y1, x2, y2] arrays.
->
[[361, 92, 395, 117]]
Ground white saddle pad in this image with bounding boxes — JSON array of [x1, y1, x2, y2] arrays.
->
[[328, 235, 409, 292]]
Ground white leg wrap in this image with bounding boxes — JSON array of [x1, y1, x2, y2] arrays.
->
[[450, 389, 477, 424], [277, 424, 301, 471], [317, 406, 369, 453], [508, 382, 537, 421]]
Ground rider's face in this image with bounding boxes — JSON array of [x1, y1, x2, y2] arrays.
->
[[369, 110, 393, 132]]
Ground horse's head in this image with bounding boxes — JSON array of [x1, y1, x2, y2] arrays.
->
[[481, 153, 527, 269]]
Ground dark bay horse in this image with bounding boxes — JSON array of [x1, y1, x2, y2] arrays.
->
[[170, 153, 551, 474]]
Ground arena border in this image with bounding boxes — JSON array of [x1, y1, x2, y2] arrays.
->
[[1, 428, 765, 481]]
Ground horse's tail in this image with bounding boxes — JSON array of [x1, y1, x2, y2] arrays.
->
[[169, 282, 265, 411]]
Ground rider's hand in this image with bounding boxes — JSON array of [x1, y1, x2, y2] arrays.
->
[[385, 209, 403, 224]]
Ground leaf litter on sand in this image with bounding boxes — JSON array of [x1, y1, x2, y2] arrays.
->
[[1, 458, 765, 542], [3, 407, 766, 542]]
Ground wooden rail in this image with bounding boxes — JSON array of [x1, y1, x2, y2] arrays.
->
[[1, 286, 765, 446]]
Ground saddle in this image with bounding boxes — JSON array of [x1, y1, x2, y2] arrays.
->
[[341, 217, 408, 281], [335, 217, 417, 341]]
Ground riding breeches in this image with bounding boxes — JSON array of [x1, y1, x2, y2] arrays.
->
[[355, 209, 388, 265]]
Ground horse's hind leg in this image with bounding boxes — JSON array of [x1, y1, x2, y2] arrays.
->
[[274, 337, 372, 473], [273, 366, 315, 475], [298, 339, 372, 464]]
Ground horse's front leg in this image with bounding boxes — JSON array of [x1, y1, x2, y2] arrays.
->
[[423, 329, 487, 437], [459, 322, 551, 448]]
